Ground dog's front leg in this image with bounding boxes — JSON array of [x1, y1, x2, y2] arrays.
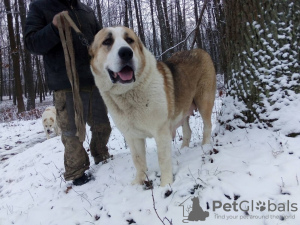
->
[[126, 137, 147, 185], [155, 125, 173, 186], [45, 130, 50, 139]]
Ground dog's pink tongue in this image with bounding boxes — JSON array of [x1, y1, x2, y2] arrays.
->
[[117, 67, 133, 81]]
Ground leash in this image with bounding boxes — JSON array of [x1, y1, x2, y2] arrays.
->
[[57, 11, 86, 142]]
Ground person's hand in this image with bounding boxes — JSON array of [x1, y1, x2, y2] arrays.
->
[[52, 11, 68, 28]]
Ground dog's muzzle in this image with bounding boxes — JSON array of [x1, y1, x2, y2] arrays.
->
[[107, 47, 136, 84], [108, 66, 135, 84]]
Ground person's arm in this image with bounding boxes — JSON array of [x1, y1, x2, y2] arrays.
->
[[24, 3, 61, 55]]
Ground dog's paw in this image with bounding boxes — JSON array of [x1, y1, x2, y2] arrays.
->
[[131, 174, 145, 185], [160, 176, 173, 187], [201, 144, 213, 154], [131, 178, 144, 185], [181, 141, 189, 149]]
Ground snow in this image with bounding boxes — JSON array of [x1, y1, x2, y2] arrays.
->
[[1, 95, 300, 225]]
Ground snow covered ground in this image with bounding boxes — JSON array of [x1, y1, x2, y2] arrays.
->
[[0, 95, 299, 225]]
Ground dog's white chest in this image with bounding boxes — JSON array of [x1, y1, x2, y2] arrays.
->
[[104, 85, 168, 138]]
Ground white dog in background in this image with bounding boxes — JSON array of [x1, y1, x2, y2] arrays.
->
[[42, 106, 61, 139]]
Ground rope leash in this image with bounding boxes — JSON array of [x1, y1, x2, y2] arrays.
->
[[57, 12, 86, 142]]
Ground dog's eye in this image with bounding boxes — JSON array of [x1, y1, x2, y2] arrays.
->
[[103, 38, 113, 46], [126, 38, 134, 44]]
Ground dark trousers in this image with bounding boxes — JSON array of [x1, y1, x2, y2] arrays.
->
[[54, 86, 111, 181]]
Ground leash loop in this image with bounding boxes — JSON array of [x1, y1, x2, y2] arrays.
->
[[57, 12, 86, 142]]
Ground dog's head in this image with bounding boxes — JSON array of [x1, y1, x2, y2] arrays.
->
[[89, 26, 146, 94], [43, 117, 55, 134]]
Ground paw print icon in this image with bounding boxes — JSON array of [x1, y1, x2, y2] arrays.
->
[[256, 201, 266, 211]]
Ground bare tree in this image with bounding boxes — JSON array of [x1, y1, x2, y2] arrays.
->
[[162, 0, 173, 53], [4, 0, 25, 113], [150, 0, 158, 56], [155, 0, 172, 60], [124, 0, 129, 27], [133, 0, 145, 44], [18, 0, 35, 110], [95, 0, 103, 29], [0, 48, 3, 101], [193, 0, 202, 48], [176, 0, 187, 50], [128, 0, 134, 29]]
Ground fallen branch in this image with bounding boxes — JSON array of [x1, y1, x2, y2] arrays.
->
[[145, 174, 173, 225]]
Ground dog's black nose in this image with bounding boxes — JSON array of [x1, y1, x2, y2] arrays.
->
[[118, 47, 133, 61]]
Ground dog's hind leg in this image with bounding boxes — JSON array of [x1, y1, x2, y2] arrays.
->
[[181, 116, 191, 148], [127, 137, 147, 185], [194, 95, 214, 145], [155, 125, 173, 186]]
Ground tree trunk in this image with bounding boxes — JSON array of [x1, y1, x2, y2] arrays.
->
[[128, 0, 134, 29], [155, 0, 172, 60], [107, 0, 111, 26], [18, 0, 36, 110], [4, 0, 25, 113], [150, 0, 158, 56], [176, 0, 187, 50], [162, 0, 173, 53], [193, 0, 202, 48], [133, 0, 145, 44], [8, 56, 12, 100], [213, 0, 226, 76], [124, 0, 129, 27], [95, 0, 103, 30], [137, 0, 145, 42], [35, 56, 43, 103], [219, 0, 300, 136], [0, 49, 3, 101]]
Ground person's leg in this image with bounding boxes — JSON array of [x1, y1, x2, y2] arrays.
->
[[54, 90, 90, 181], [88, 86, 112, 164]]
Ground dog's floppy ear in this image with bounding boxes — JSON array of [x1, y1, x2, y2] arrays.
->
[[50, 117, 54, 122], [89, 28, 108, 58], [89, 41, 96, 58], [137, 37, 144, 53], [89, 32, 101, 58], [132, 30, 144, 53]]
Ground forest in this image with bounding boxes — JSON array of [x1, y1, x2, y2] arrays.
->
[[0, 0, 222, 110], [0, 0, 299, 135]]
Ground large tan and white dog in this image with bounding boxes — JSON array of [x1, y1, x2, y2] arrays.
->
[[89, 27, 216, 186], [42, 106, 61, 139]]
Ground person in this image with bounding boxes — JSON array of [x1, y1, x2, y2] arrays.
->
[[25, 0, 111, 186]]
